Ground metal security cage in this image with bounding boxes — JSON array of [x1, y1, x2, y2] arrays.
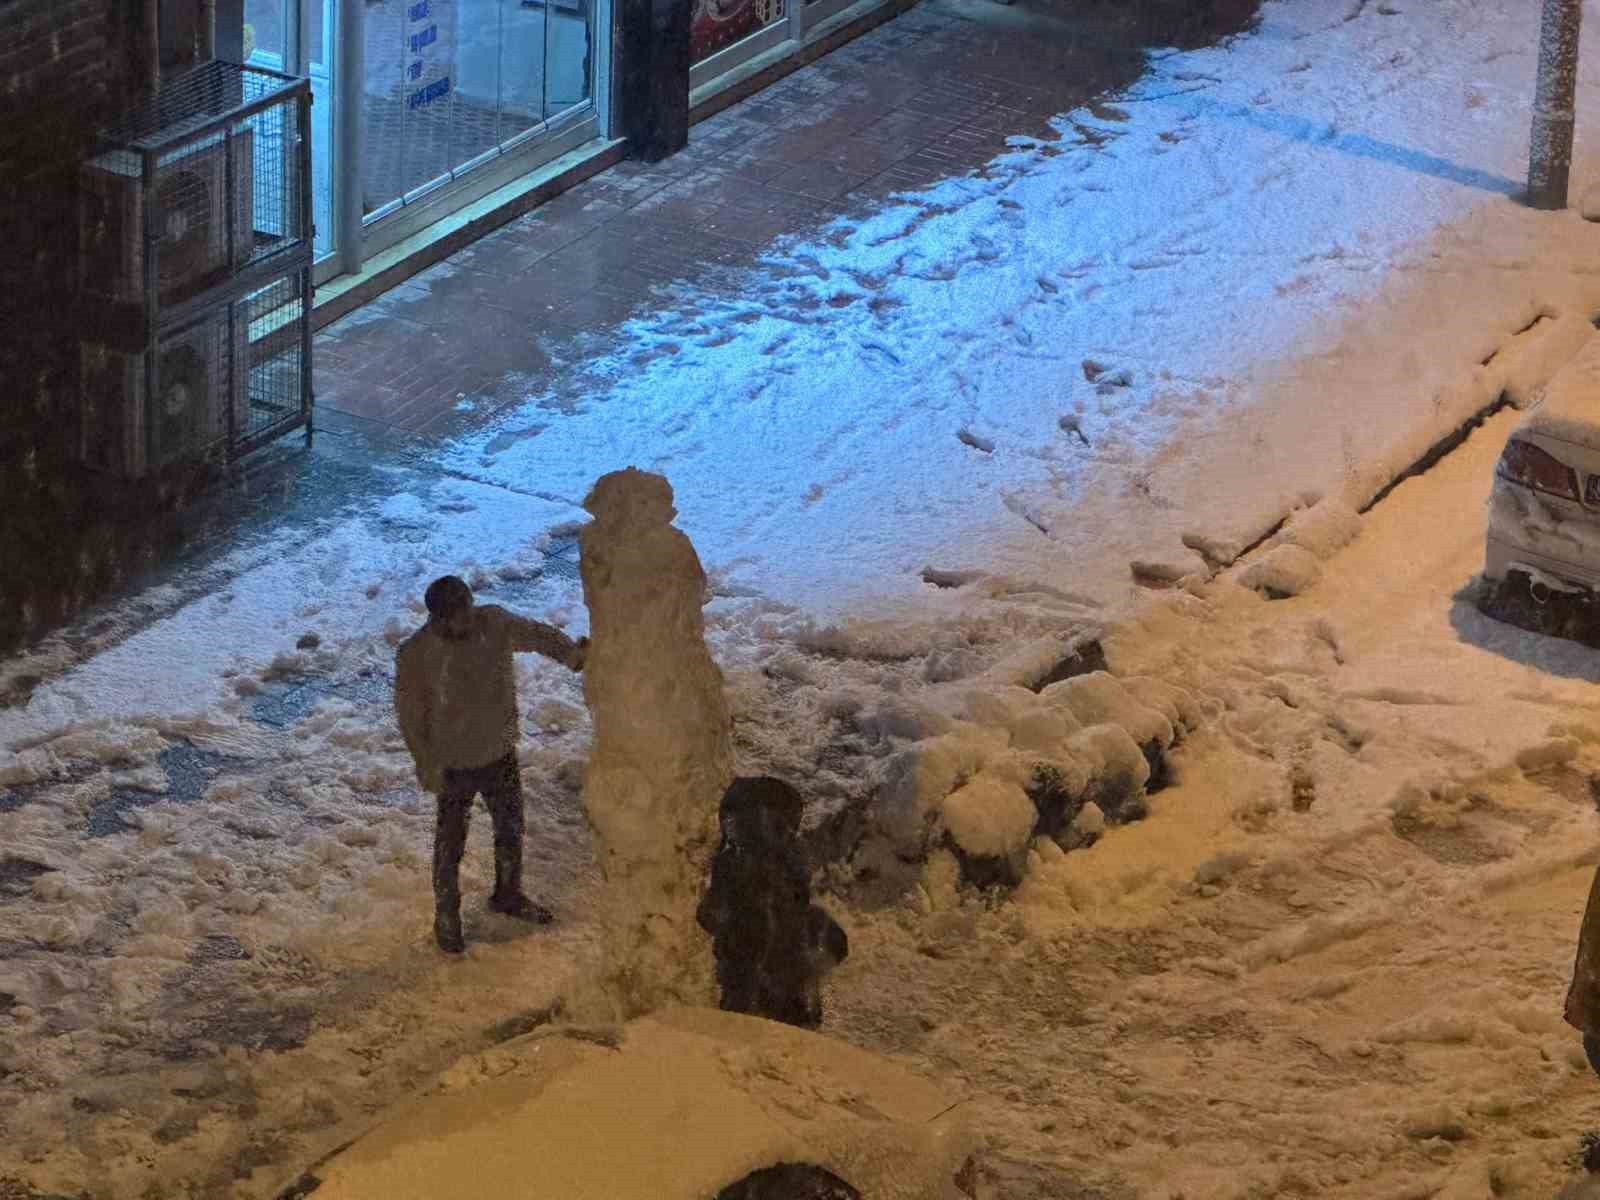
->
[[240, 269, 314, 457], [82, 60, 313, 306], [78, 59, 314, 478]]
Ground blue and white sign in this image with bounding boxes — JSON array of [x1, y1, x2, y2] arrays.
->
[[397, 0, 456, 194], [404, 0, 455, 113]]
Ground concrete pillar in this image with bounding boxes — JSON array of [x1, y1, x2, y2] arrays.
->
[[616, 0, 692, 162]]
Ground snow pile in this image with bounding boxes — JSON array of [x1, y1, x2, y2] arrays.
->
[[860, 663, 1198, 895], [577, 469, 732, 1018], [1237, 543, 1322, 598]]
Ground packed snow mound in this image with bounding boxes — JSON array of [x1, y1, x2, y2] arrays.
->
[[1066, 722, 1152, 796], [1040, 671, 1174, 749], [1494, 313, 1598, 410], [940, 774, 1037, 860], [874, 724, 1009, 856], [290, 1006, 980, 1200], [861, 655, 1193, 896], [1277, 499, 1363, 561], [1238, 544, 1323, 599]]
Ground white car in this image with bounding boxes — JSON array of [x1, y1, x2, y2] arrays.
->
[[270, 1006, 983, 1200], [1485, 336, 1600, 603]]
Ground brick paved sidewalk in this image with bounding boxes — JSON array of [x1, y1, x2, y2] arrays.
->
[[312, 0, 1159, 444], [0, 0, 1257, 672]]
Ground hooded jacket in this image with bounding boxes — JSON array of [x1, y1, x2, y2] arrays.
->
[[394, 604, 580, 788]]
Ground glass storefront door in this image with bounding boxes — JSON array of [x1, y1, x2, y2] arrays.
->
[[362, 0, 601, 234], [245, 0, 338, 262], [245, 0, 607, 284]]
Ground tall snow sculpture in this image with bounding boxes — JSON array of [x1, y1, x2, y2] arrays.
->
[[578, 468, 734, 1017]]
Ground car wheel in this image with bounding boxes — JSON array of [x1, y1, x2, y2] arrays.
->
[[714, 1163, 861, 1200]]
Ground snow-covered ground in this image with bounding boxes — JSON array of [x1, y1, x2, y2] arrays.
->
[[8, 0, 1600, 1195]]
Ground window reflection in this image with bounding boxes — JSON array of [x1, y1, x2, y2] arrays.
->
[[545, 0, 592, 121], [362, 0, 598, 225]]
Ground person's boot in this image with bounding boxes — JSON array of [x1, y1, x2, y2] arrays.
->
[[434, 905, 465, 954], [489, 783, 550, 922], [488, 890, 554, 923]]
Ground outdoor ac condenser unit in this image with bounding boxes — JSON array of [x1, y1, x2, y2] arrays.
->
[[80, 124, 255, 305], [79, 312, 250, 479]]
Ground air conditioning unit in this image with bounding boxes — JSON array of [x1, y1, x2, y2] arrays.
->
[[79, 311, 250, 478], [80, 123, 255, 306]]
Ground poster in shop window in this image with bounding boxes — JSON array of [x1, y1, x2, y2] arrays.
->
[[690, 0, 782, 64], [401, 0, 457, 197]]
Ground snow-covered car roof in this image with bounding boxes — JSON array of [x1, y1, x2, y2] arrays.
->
[[276, 1006, 980, 1200]]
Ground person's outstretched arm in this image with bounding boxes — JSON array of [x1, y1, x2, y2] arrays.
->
[[489, 605, 586, 671]]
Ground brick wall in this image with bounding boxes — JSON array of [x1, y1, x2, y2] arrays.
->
[[0, 0, 138, 657]]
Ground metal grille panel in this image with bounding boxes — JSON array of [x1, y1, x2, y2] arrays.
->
[[78, 60, 313, 475], [241, 270, 313, 454]]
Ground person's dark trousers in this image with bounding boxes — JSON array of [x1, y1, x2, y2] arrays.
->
[[432, 753, 526, 919]]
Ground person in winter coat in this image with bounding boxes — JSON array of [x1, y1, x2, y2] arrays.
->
[[696, 775, 849, 1028], [393, 575, 587, 954]]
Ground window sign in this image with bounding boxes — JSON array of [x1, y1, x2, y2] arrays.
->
[[401, 0, 456, 196]]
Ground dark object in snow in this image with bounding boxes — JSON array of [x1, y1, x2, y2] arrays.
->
[[957, 428, 995, 454], [1027, 765, 1085, 843], [1291, 763, 1316, 812], [1058, 414, 1091, 446], [0, 857, 53, 899], [1081, 359, 1106, 382], [1477, 570, 1600, 650], [487, 999, 565, 1044], [714, 1163, 862, 1200], [1566, 862, 1600, 1046], [698, 776, 848, 1029], [949, 838, 1026, 892], [1141, 738, 1170, 795], [1581, 1130, 1600, 1173], [921, 566, 984, 590], [296, 631, 321, 650], [1030, 638, 1109, 692]]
